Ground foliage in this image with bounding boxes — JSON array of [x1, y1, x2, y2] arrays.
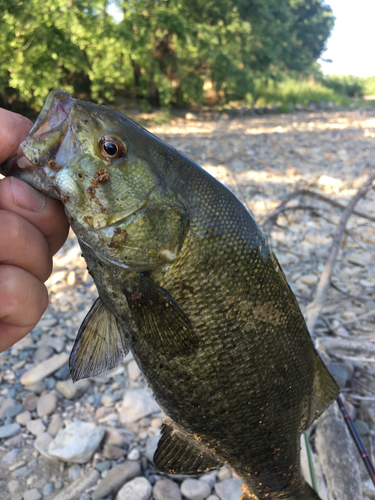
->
[[255, 77, 351, 108], [0, 0, 334, 111], [363, 76, 375, 96], [321, 74, 365, 98]]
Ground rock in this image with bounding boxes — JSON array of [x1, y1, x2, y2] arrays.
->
[[34, 346, 54, 363], [214, 478, 243, 500], [217, 465, 232, 481], [13, 336, 34, 350], [54, 364, 70, 380], [2, 448, 20, 465], [26, 419, 46, 436], [127, 360, 141, 381], [96, 460, 111, 472], [23, 488, 42, 500], [8, 479, 21, 493], [20, 353, 69, 386], [37, 393, 57, 417], [0, 423, 21, 438], [56, 379, 90, 399], [101, 395, 115, 407], [144, 434, 161, 462], [207, 496, 220, 500], [181, 479, 211, 500], [52, 469, 99, 500], [119, 389, 160, 424], [22, 395, 38, 411], [0, 398, 15, 419], [104, 427, 134, 448], [127, 448, 140, 460], [102, 444, 126, 460], [346, 252, 371, 267], [354, 420, 370, 437], [24, 381, 46, 394], [117, 476, 152, 500], [153, 478, 182, 500], [68, 464, 82, 481], [200, 471, 218, 489], [16, 410, 31, 425], [361, 401, 375, 428], [329, 362, 349, 389], [92, 461, 141, 500], [47, 414, 63, 437], [6, 404, 24, 419], [48, 421, 105, 463], [43, 483, 54, 496], [33, 432, 53, 458], [362, 479, 375, 499]]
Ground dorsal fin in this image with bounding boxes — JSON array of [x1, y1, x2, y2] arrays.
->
[[153, 422, 222, 475], [69, 297, 130, 382]]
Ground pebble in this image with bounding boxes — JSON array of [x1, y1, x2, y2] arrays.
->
[[354, 420, 370, 437], [329, 362, 349, 389], [217, 465, 232, 481], [37, 393, 57, 417], [47, 414, 63, 437], [181, 478, 211, 500], [56, 379, 90, 399], [0, 398, 15, 419], [0, 423, 21, 438], [117, 476, 152, 500], [8, 479, 21, 493], [214, 478, 243, 500], [48, 420, 105, 463], [6, 404, 24, 419], [26, 419, 46, 436], [300, 274, 318, 285], [54, 364, 70, 380], [22, 395, 38, 411], [144, 434, 161, 462], [153, 478, 182, 500], [207, 496, 220, 500], [2, 448, 20, 465], [96, 460, 111, 472], [127, 448, 140, 460], [24, 381, 46, 394], [34, 346, 54, 362], [68, 464, 82, 481], [20, 353, 69, 386], [52, 469, 99, 500], [92, 461, 141, 500], [33, 432, 53, 458], [43, 483, 54, 496], [119, 389, 160, 424], [127, 360, 141, 381], [103, 444, 126, 460], [16, 410, 31, 425], [23, 488, 42, 500]]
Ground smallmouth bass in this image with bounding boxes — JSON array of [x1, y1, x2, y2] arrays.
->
[[1, 90, 339, 500]]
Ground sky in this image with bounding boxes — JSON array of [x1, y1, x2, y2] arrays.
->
[[320, 0, 375, 77]]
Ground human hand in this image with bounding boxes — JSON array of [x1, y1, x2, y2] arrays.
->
[[0, 109, 69, 352]]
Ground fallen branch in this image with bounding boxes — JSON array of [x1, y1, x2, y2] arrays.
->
[[305, 174, 375, 332], [262, 187, 375, 231]]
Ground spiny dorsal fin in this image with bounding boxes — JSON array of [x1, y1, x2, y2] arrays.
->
[[127, 273, 199, 357], [154, 422, 222, 475], [69, 297, 130, 382]]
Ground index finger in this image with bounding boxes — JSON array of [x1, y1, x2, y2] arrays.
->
[[0, 108, 33, 164]]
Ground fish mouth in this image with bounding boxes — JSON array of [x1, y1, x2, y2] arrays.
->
[[18, 90, 74, 168]]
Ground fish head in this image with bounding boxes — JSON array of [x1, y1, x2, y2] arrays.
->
[[4, 90, 189, 271]]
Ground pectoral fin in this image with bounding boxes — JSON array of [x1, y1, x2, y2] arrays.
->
[[154, 422, 222, 474], [127, 273, 199, 357], [69, 297, 130, 382]]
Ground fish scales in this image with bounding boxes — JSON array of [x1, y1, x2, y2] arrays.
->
[[0, 90, 339, 500]]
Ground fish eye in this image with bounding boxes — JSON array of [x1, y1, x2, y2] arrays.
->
[[98, 136, 127, 159]]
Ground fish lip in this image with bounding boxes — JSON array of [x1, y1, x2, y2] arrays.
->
[[28, 90, 74, 139]]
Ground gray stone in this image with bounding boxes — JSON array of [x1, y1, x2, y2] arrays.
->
[[54, 364, 70, 380], [26, 418, 46, 436], [127, 360, 141, 381], [0, 423, 21, 438], [37, 393, 57, 417], [43, 483, 54, 496], [12, 466, 28, 478], [33, 432, 53, 458], [68, 464, 82, 481], [56, 379, 90, 399], [24, 381, 46, 394], [119, 389, 160, 424], [2, 448, 20, 465], [6, 404, 24, 419], [217, 465, 232, 481], [117, 477, 152, 500], [16, 410, 31, 425], [48, 421, 105, 463], [34, 346, 53, 363], [96, 460, 111, 472], [144, 434, 161, 462], [23, 488, 42, 500], [329, 362, 349, 389], [20, 353, 69, 386], [22, 395, 38, 411], [354, 420, 370, 437], [214, 478, 243, 500], [47, 414, 63, 437], [0, 398, 15, 419], [181, 478, 211, 500], [92, 461, 141, 500], [153, 478, 182, 500], [200, 471, 218, 489], [127, 448, 140, 460], [52, 469, 99, 500], [207, 496, 220, 500], [8, 479, 21, 493]]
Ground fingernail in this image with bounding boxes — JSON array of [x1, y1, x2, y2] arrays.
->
[[10, 177, 45, 212]]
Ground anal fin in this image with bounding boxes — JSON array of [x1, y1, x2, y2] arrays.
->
[[153, 422, 222, 475], [69, 297, 130, 382], [308, 353, 339, 427]]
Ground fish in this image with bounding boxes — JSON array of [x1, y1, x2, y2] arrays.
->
[[1, 90, 339, 500]]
